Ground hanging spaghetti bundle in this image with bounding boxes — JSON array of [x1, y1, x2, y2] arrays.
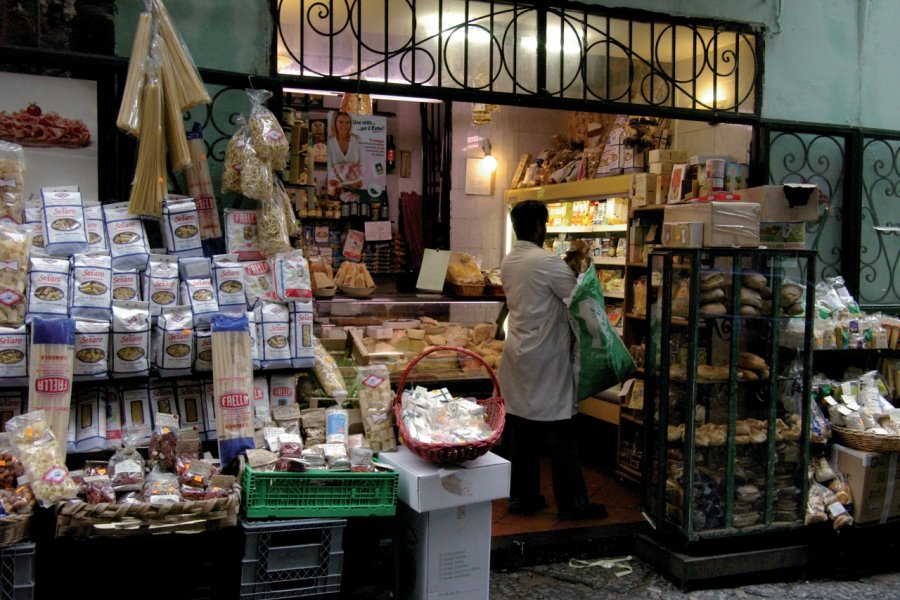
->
[[27, 317, 76, 459], [157, 38, 192, 172], [127, 51, 168, 218], [150, 0, 210, 110], [184, 123, 223, 240], [115, 11, 153, 137], [211, 313, 255, 469]]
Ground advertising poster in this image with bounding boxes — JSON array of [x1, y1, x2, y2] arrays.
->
[[326, 111, 387, 208]]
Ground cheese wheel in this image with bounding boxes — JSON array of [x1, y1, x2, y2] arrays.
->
[[407, 329, 425, 340]]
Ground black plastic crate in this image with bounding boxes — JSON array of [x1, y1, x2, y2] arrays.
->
[[0, 543, 34, 600], [240, 518, 346, 598]]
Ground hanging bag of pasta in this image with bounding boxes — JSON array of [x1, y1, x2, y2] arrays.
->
[[257, 192, 292, 257], [116, 10, 152, 137], [211, 313, 255, 470], [246, 89, 289, 171], [27, 317, 76, 459], [149, 0, 210, 110], [127, 50, 168, 218], [222, 116, 250, 195]]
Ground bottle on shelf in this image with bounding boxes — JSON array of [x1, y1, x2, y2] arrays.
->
[[386, 135, 396, 172]]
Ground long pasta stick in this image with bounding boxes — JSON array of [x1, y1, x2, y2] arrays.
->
[[116, 12, 153, 137], [211, 314, 255, 468], [152, 0, 210, 110], [127, 63, 167, 218], [28, 317, 75, 459], [158, 39, 192, 171]]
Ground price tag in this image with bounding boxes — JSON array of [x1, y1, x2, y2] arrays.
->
[[837, 405, 854, 416], [823, 395, 838, 406], [828, 502, 848, 518], [870, 427, 891, 436], [364, 221, 392, 241], [843, 395, 860, 411]]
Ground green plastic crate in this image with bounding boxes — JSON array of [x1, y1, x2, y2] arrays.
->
[[242, 463, 398, 518]]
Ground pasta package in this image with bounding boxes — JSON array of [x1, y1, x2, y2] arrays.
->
[[175, 380, 205, 437], [26, 256, 69, 322], [40, 188, 88, 256], [290, 301, 315, 369], [161, 195, 203, 258], [24, 205, 43, 252], [83, 203, 108, 252], [0, 221, 31, 327], [112, 269, 141, 302], [211, 313, 256, 468], [212, 254, 246, 314], [0, 141, 26, 225], [269, 373, 297, 408], [194, 328, 212, 371], [103, 202, 150, 271], [253, 376, 271, 429], [7, 411, 79, 507], [120, 384, 152, 446], [69, 253, 112, 321], [0, 390, 25, 433], [242, 259, 277, 307], [259, 301, 291, 369], [248, 309, 261, 370], [156, 305, 193, 377], [224, 209, 262, 261], [104, 387, 123, 448], [273, 250, 312, 301], [111, 300, 151, 378], [143, 254, 179, 319], [149, 379, 178, 422], [247, 89, 289, 169], [0, 325, 28, 387], [312, 337, 347, 397], [181, 277, 219, 327], [184, 124, 223, 242], [257, 194, 292, 258], [73, 319, 110, 381], [27, 317, 76, 459], [202, 379, 217, 440], [73, 387, 106, 452]]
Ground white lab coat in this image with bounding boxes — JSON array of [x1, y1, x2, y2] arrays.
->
[[499, 240, 577, 421]]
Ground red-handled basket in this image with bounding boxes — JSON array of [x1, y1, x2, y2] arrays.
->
[[392, 345, 505, 464]]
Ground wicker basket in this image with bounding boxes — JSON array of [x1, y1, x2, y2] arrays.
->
[[0, 514, 31, 548], [447, 282, 486, 297], [55, 487, 241, 538], [393, 345, 505, 464], [832, 426, 900, 453]]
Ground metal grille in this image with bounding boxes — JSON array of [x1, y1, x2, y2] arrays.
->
[[860, 134, 900, 309], [275, 0, 760, 117]]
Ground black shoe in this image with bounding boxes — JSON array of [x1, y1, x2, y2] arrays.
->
[[558, 502, 608, 521], [508, 495, 548, 515]]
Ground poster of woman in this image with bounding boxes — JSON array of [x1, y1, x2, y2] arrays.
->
[[326, 111, 387, 202]]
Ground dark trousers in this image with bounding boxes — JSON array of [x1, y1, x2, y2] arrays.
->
[[506, 414, 590, 514]]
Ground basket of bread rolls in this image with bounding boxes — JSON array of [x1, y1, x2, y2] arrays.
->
[[335, 261, 377, 297], [446, 252, 486, 297]]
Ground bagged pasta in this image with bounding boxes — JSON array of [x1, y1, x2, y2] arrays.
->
[[175, 379, 205, 435], [143, 254, 179, 320], [258, 301, 291, 369], [6, 411, 79, 507], [72, 387, 106, 452], [247, 89, 289, 169], [156, 305, 194, 377], [269, 373, 297, 408], [211, 313, 256, 469], [40, 188, 88, 256], [69, 253, 112, 321], [149, 379, 178, 421], [112, 269, 141, 302], [26, 256, 69, 322], [111, 300, 151, 378], [224, 208, 262, 261], [0, 142, 26, 225], [202, 379, 217, 440], [73, 319, 110, 381], [161, 195, 203, 258], [242, 259, 277, 307], [312, 337, 347, 397], [248, 309, 261, 370], [104, 388, 123, 449], [83, 203, 108, 252], [0, 325, 28, 387], [184, 124, 223, 244], [120, 387, 152, 446], [257, 193, 292, 257], [211, 254, 246, 314], [273, 250, 312, 301], [356, 365, 397, 452], [27, 317, 76, 458], [239, 140, 273, 202], [24, 205, 43, 252], [290, 301, 315, 369], [181, 277, 218, 327], [0, 391, 24, 434], [274, 180, 299, 237], [194, 328, 212, 371], [0, 221, 31, 326], [253, 376, 271, 429], [222, 117, 250, 195], [103, 202, 150, 271]]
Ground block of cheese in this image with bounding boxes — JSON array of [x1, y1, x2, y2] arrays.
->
[[407, 329, 425, 340]]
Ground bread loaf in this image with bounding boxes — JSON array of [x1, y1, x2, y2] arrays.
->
[[699, 288, 725, 303], [701, 302, 728, 315], [698, 364, 730, 380], [738, 352, 767, 370], [700, 270, 725, 291], [740, 287, 764, 308], [780, 282, 804, 308], [740, 305, 761, 317]]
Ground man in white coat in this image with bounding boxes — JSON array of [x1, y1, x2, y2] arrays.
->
[[499, 200, 607, 520]]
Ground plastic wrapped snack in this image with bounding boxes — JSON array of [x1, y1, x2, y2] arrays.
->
[[142, 467, 181, 504], [246, 89, 289, 170], [0, 141, 26, 224], [149, 413, 179, 471], [6, 411, 79, 507], [108, 437, 145, 492], [312, 337, 347, 397]]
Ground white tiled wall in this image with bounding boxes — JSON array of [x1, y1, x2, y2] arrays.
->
[[449, 104, 567, 269], [671, 120, 753, 163]]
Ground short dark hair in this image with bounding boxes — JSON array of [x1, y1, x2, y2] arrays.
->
[[510, 200, 548, 239]]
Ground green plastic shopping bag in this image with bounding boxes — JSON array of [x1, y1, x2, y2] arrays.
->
[[567, 270, 637, 401]]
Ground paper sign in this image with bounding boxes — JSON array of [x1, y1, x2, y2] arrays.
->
[[416, 248, 452, 292], [364, 221, 392, 241], [823, 395, 838, 406], [843, 396, 860, 411], [342, 230, 364, 261]]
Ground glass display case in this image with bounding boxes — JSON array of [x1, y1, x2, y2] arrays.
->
[[313, 294, 507, 391], [642, 248, 815, 541]]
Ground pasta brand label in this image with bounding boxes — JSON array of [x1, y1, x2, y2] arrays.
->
[[245, 261, 270, 276], [231, 212, 256, 225], [254, 387, 264, 400], [42, 466, 68, 484], [220, 392, 250, 408], [271, 386, 290, 397], [0, 260, 18, 271], [35, 376, 70, 395], [0, 289, 24, 306], [362, 374, 386, 388]]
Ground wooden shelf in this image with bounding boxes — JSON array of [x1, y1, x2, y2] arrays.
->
[[627, 261, 648, 268], [546, 224, 628, 234], [604, 290, 625, 299], [505, 174, 632, 205], [625, 312, 647, 320], [620, 412, 644, 426], [632, 204, 667, 212], [594, 256, 627, 266]]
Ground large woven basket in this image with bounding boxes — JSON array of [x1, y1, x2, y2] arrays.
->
[[0, 514, 31, 548], [832, 426, 900, 453], [55, 486, 241, 538], [448, 282, 486, 297], [393, 345, 505, 464]]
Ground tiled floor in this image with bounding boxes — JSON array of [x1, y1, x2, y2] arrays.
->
[[491, 457, 644, 536]]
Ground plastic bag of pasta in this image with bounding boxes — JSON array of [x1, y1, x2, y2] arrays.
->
[[0, 141, 26, 225], [222, 116, 250, 195], [246, 89, 289, 170], [257, 192, 292, 257], [6, 411, 79, 507]]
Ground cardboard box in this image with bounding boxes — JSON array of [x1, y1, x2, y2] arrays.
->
[[398, 501, 493, 600], [739, 184, 819, 223], [630, 173, 656, 207], [663, 202, 760, 247], [605, 197, 629, 224], [759, 222, 807, 249], [649, 161, 674, 175], [831, 443, 900, 524], [661, 222, 704, 248], [378, 445, 510, 513], [655, 173, 672, 205], [649, 149, 686, 164], [725, 162, 750, 191]]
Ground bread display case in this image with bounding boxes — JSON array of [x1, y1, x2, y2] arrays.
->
[[642, 248, 816, 541], [313, 294, 507, 390]]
